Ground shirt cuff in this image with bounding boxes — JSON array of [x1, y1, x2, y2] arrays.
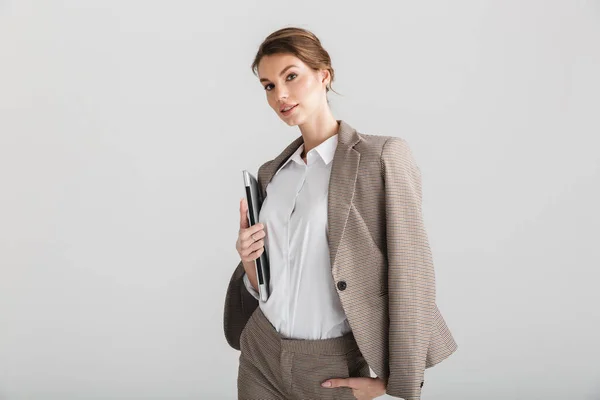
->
[[242, 272, 260, 301]]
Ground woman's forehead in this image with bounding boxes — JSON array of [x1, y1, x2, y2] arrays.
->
[[258, 54, 304, 76]]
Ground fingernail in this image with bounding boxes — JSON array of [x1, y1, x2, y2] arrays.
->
[[321, 381, 331, 387]]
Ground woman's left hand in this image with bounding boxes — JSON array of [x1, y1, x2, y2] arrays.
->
[[321, 376, 386, 399]]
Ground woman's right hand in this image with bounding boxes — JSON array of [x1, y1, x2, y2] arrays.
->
[[236, 198, 266, 290]]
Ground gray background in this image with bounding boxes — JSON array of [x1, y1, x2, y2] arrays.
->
[[1, 1, 599, 399]]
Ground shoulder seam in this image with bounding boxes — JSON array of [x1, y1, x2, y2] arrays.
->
[[380, 136, 394, 175]]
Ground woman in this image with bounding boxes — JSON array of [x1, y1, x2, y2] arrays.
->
[[224, 27, 458, 400]]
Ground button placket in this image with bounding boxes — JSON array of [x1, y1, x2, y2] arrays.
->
[[287, 164, 307, 334]]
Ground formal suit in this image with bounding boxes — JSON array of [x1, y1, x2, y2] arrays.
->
[[224, 119, 458, 400]]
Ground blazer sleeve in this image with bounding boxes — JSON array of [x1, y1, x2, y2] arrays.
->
[[223, 160, 270, 350], [381, 137, 435, 400], [223, 260, 259, 350]]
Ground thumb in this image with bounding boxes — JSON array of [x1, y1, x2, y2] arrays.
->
[[322, 378, 351, 388], [239, 197, 249, 229]]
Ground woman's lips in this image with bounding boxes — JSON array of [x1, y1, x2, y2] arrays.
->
[[281, 104, 298, 116]]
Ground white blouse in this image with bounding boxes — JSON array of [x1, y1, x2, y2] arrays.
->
[[242, 133, 351, 340]]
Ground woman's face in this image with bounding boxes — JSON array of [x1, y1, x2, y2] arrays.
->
[[257, 53, 329, 126]]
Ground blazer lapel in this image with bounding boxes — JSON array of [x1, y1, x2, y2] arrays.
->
[[258, 120, 362, 271]]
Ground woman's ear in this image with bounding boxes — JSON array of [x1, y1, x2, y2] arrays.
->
[[320, 69, 330, 87]]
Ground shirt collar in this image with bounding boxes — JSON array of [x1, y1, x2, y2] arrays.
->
[[275, 133, 339, 176]]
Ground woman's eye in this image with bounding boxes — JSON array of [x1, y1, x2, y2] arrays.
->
[[264, 73, 297, 91]]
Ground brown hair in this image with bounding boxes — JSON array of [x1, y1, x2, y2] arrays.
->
[[251, 27, 341, 101]]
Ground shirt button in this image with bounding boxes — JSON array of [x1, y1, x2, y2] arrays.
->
[[337, 281, 347, 291]]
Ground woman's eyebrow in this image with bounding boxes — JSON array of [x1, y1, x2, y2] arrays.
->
[[259, 65, 298, 83]]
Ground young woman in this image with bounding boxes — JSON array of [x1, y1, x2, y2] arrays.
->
[[224, 27, 458, 400]]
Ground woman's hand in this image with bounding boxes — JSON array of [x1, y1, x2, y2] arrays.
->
[[236, 198, 266, 291], [321, 376, 386, 400]]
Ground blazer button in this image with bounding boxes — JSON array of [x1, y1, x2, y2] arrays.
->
[[337, 281, 347, 291]]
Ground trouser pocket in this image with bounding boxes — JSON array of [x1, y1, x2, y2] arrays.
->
[[290, 352, 358, 400]]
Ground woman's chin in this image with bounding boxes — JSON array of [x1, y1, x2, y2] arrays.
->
[[281, 115, 301, 126], [277, 106, 303, 124]]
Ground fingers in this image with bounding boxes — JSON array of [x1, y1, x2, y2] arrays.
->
[[240, 222, 265, 241], [237, 197, 266, 262], [241, 226, 265, 245], [238, 233, 265, 261], [322, 378, 352, 388], [241, 246, 265, 263], [239, 198, 264, 236], [242, 238, 265, 256]]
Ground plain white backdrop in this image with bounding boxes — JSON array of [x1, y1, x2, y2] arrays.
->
[[1, 1, 599, 399]]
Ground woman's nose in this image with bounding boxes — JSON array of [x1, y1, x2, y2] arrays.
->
[[274, 88, 288, 102]]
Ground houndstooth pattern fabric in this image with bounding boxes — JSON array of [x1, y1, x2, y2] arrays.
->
[[237, 305, 371, 399], [224, 120, 458, 400]]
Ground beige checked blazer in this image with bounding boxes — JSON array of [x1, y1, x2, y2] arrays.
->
[[224, 120, 458, 400]]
